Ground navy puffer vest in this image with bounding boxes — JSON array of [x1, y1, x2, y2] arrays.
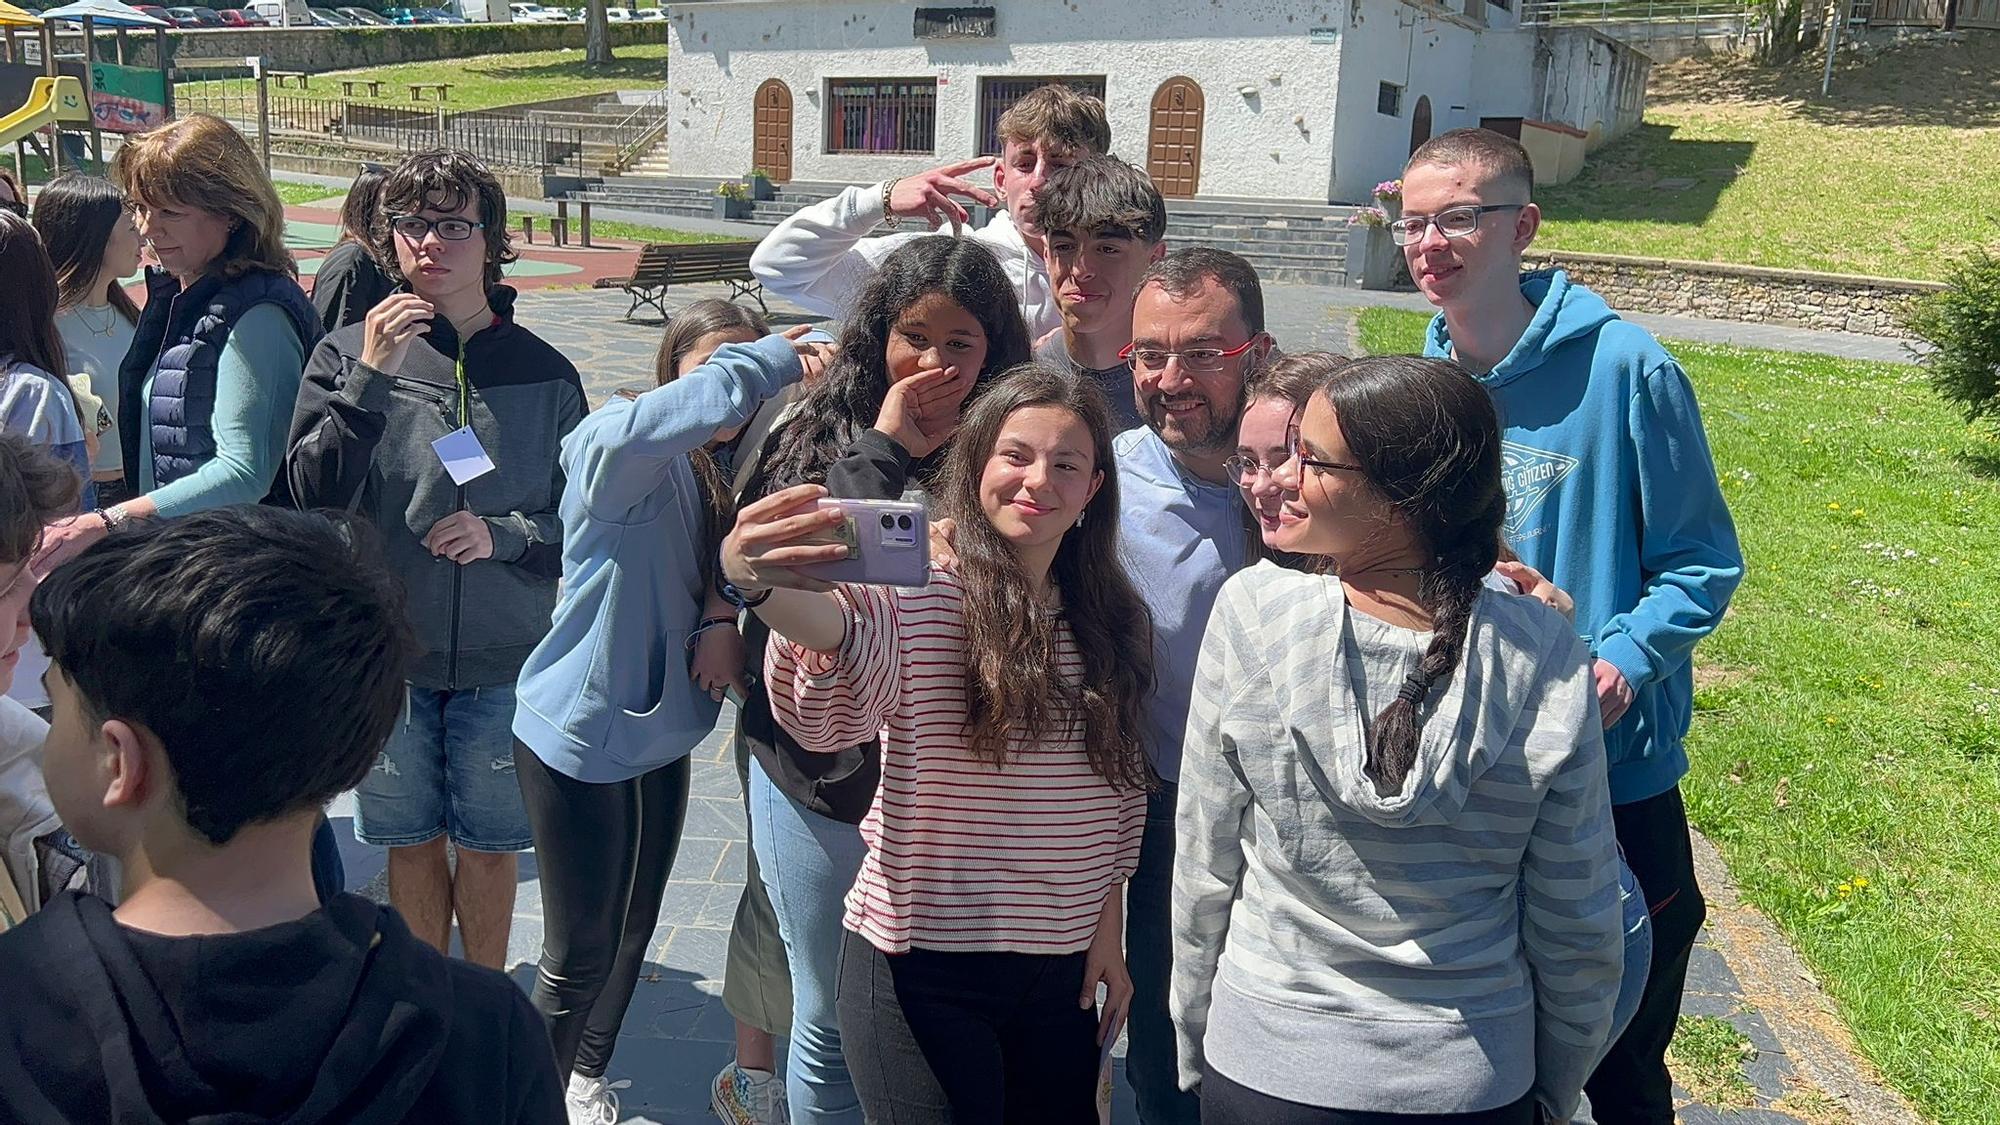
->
[[118, 267, 321, 493]]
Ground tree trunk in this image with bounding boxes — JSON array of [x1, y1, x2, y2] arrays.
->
[[1759, 0, 1806, 63], [586, 0, 613, 65]]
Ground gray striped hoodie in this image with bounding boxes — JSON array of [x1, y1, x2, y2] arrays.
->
[[1172, 563, 1623, 1120]]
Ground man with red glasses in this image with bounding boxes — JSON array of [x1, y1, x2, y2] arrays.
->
[[1113, 246, 1271, 1125], [1403, 127, 1743, 1125]]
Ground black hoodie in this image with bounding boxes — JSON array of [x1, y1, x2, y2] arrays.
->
[[0, 891, 563, 1124]]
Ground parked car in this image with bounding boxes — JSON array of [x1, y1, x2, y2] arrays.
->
[[166, 5, 227, 25], [423, 7, 466, 22], [134, 4, 175, 22], [308, 6, 357, 23], [603, 6, 630, 20], [215, 7, 266, 24], [334, 4, 390, 21], [633, 6, 662, 19], [381, 6, 434, 21], [509, 2, 562, 20]]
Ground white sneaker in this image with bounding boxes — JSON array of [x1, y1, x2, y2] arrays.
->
[[565, 1072, 630, 1125], [710, 1061, 789, 1125]]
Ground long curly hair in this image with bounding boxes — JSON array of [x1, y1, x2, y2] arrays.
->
[[1317, 355, 1505, 796], [761, 236, 1032, 488], [932, 364, 1156, 790]]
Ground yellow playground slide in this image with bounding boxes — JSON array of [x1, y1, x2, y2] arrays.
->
[[0, 75, 90, 149]]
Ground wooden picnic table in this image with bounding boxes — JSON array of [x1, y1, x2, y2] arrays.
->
[[339, 78, 384, 98], [553, 198, 593, 249], [407, 82, 453, 103], [269, 70, 310, 91]]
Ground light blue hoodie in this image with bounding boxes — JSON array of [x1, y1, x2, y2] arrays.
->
[[1424, 270, 1744, 805], [513, 335, 804, 784]]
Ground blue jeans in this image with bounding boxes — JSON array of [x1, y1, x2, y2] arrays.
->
[[748, 757, 870, 1125], [354, 683, 532, 852], [1126, 782, 1202, 1125], [1605, 850, 1654, 1062]]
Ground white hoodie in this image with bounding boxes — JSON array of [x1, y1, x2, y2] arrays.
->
[[748, 184, 1062, 341]]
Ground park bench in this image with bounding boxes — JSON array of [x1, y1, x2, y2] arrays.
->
[[593, 241, 767, 322], [340, 78, 384, 98], [408, 82, 453, 102], [270, 70, 309, 91]]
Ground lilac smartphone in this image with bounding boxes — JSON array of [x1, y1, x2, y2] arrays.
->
[[796, 498, 931, 588]]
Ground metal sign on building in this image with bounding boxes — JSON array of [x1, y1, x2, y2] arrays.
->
[[914, 6, 996, 39]]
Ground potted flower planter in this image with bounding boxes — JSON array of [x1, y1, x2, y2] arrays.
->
[[1353, 223, 1403, 290], [743, 172, 776, 201]]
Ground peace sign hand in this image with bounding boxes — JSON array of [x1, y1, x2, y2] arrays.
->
[[888, 157, 999, 230]]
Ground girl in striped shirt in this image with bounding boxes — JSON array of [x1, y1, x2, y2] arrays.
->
[[725, 366, 1155, 1125]]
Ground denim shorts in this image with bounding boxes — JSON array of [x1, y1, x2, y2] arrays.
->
[[353, 683, 533, 852]]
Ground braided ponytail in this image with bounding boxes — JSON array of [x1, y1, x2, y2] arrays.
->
[[1312, 355, 1508, 796], [1365, 522, 1499, 795]]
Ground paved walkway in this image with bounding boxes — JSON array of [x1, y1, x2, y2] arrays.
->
[[318, 284, 1917, 1124]]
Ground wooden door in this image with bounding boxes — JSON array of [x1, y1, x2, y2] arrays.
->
[[752, 79, 792, 184], [1146, 77, 1204, 199], [1409, 95, 1433, 156]]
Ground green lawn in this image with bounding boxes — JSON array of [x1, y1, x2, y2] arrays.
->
[[176, 43, 668, 113], [1535, 42, 2000, 282], [1358, 306, 2000, 1124], [579, 217, 742, 246], [274, 182, 345, 205]]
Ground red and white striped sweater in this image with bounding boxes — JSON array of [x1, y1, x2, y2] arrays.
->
[[765, 570, 1145, 955]]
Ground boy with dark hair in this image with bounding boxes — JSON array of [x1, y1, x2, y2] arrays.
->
[[285, 147, 586, 971], [751, 83, 1111, 339], [0, 505, 564, 1122], [1401, 126, 1743, 1125], [1036, 154, 1168, 433]]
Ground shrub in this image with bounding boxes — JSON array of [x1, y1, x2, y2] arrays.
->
[[1906, 247, 2000, 423]]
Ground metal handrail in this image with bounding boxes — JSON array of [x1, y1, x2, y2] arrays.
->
[[603, 93, 672, 175], [1518, 0, 1756, 24]]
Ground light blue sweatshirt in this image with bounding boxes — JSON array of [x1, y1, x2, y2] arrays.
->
[[1424, 270, 1745, 805], [1113, 427, 1253, 783], [513, 335, 804, 784]]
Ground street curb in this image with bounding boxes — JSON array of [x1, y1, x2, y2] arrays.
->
[[1689, 829, 1925, 1125]]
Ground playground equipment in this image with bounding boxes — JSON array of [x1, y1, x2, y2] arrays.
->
[[0, 74, 88, 148]]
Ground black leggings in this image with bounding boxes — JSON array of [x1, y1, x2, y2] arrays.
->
[[514, 742, 691, 1078], [1202, 1069, 1537, 1125], [837, 931, 1100, 1125]]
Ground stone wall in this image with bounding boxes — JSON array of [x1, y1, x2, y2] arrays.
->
[[109, 23, 667, 73], [1522, 250, 1942, 339]]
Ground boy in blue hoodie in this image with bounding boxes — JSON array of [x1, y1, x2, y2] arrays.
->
[[1399, 128, 1744, 1125]]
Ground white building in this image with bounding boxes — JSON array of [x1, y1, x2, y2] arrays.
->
[[663, 0, 1650, 202]]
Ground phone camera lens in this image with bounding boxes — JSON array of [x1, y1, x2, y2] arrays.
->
[[897, 515, 913, 530], [880, 514, 894, 529]]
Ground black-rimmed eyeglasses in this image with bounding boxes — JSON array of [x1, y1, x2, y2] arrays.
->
[[389, 214, 485, 242]]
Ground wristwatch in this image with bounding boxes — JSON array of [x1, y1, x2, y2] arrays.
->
[[95, 505, 129, 534]]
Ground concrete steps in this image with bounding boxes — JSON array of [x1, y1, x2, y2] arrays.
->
[[572, 176, 1360, 284]]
